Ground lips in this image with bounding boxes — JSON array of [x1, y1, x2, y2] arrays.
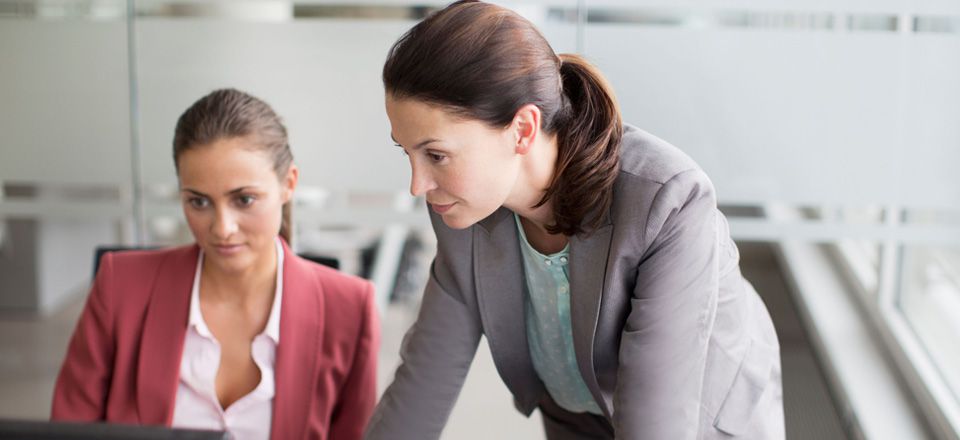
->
[[212, 243, 244, 255], [429, 202, 455, 214]]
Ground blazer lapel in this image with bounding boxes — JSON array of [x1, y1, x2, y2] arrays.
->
[[568, 215, 614, 417], [136, 245, 196, 425], [474, 208, 543, 414], [271, 240, 322, 440]]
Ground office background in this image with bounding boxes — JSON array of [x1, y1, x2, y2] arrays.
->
[[0, 0, 958, 438]]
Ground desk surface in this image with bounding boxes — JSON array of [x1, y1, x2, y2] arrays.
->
[[0, 419, 231, 440]]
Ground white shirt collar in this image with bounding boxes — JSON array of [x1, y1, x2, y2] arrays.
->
[[188, 237, 284, 343]]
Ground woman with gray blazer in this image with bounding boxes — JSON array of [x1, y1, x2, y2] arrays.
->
[[366, 1, 784, 438]]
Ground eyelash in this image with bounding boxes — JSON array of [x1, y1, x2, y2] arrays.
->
[[186, 195, 256, 209], [236, 195, 256, 207], [188, 197, 209, 209], [394, 143, 446, 163]]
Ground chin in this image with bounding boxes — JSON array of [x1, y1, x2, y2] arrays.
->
[[202, 246, 255, 271], [440, 214, 478, 230], [208, 253, 251, 272]]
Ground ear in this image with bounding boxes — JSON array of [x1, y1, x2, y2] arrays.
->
[[511, 104, 541, 155], [281, 164, 299, 204]]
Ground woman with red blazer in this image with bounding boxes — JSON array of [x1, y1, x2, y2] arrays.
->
[[52, 89, 379, 440]]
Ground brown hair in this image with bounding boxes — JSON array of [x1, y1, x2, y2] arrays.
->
[[173, 88, 295, 244], [383, 0, 622, 235]]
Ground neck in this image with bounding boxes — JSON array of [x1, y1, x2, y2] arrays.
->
[[506, 132, 562, 234]]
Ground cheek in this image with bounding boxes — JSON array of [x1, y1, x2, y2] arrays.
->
[[182, 209, 208, 236], [436, 169, 473, 200], [441, 165, 495, 196], [474, 164, 512, 196], [245, 202, 284, 232]]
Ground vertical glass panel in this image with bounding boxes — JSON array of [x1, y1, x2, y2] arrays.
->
[[584, 18, 906, 207], [901, 36, 960, 210], [0, 4, 131, 186]]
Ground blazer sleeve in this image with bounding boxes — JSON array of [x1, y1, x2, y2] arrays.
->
[[328, 281, 380, 440], [51, 252, 118, 421], [364, 246, 483, 440], [614, 168, 720, 438]]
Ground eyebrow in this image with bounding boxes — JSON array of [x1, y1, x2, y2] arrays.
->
[[391, 134, 441, 150], [180, 186, 257, 197]]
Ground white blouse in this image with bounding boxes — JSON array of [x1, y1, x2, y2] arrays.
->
[[171, 239, 284, 440]]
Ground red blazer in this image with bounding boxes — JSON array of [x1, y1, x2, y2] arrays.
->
[[51, 239, 379, 440]]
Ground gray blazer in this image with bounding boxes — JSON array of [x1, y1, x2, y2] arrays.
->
[[365, 125, 784, 439]]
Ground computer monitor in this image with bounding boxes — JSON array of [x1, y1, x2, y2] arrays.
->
[[0, 419, 231, 440]]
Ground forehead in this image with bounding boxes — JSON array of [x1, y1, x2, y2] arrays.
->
[[385, 96, 495, 143], [386, 97, 450, 128], [177, 138, 277, 186]]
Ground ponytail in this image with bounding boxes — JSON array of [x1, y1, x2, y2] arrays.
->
[[279, 200, 293, 246], [537, 54, 622, 236]]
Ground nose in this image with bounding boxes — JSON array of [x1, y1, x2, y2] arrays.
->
[[211, 207, 239, 240], [409, 162, 436, 197]]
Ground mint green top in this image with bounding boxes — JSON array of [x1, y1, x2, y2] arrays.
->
[[515, 213, 603, 415]]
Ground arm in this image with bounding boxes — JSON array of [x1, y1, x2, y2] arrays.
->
[[364, 253, 483, 440], [329, 281, 380, 440], [614, 169, 720, 438], [51, 252, 118, 421]]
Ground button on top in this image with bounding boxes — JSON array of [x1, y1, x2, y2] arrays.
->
[[559, 256, 568, 264]]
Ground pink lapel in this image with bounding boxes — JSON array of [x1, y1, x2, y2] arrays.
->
[[270, 240, 324, 439], [136, 245, 198, 425]]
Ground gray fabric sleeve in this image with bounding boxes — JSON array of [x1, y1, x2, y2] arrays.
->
[[364, 245, 483, 440], [613, 168, 720, 438]]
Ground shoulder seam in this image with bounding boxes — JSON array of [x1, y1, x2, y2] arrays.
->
[[618, 166, 698, 184], [638, 168, 708, 247]]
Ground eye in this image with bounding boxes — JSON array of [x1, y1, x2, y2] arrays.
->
[[236, 195, 256, 207], [188, 197, 209, 209], [427, 151, 446, 162]]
